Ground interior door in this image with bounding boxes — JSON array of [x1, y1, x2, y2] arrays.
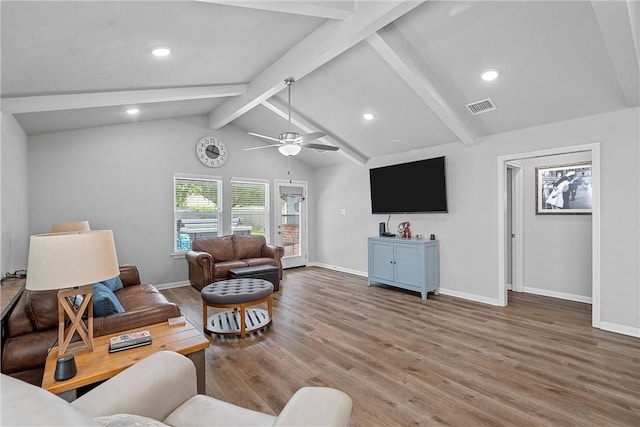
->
[[275, 180, 307, 269]]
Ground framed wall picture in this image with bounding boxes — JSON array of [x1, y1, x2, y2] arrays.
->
[[536, 161, 592, 215]]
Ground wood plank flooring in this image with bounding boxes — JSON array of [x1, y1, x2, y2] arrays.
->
[[161, 267, 640, 426]]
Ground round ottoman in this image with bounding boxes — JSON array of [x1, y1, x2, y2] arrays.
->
[[201, 278, 274, 337]]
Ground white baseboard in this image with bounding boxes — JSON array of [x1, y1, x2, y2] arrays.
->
[[438, 288, 501, 306], [155, 281, 190, 290], [309, 263, 501, 306], [523, 286, 592, 304], [307, 262, 367, 278], [597, 321, 640, 338]]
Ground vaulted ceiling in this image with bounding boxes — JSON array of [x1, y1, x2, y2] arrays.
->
[[2, 1, 638, 168]]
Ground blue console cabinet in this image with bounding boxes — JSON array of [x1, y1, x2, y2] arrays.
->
[[367, 237, 439, 300]]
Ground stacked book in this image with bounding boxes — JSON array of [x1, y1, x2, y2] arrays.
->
[[109, 330, 152, 353]]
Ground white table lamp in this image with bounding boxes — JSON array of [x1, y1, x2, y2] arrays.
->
[[26, 230, 119, 357]]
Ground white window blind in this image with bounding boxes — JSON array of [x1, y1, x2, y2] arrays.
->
[[174, 175, 222, 252], [231, 179, 269, 239]]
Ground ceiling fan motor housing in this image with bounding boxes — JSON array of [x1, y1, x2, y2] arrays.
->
[[279, 132, 300, 142]]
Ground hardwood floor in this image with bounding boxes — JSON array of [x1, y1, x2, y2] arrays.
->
[[161, 267, 640, 426]]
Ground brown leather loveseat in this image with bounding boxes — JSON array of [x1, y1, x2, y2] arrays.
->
[[1, 265, 180, 386], [186, 234, 284, 291]]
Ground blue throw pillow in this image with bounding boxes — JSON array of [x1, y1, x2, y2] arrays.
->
[[93, 283, 125, 317], [101, 276, 124, 292]]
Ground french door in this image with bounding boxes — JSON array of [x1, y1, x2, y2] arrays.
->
[[274, 180, 307, 269]]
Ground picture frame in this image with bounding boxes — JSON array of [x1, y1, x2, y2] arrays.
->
[[535, 161, 592, 215]]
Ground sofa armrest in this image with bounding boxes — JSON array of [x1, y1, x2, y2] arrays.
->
[[186, 250, 213, 290], [186, 250, 213, 267], [71, 351, 197, 421], [272, 387, 353, 427], [1, 374, 99, 426], [262, 244, 284, 279], [119, 265, 141, 287], [262, 243, 284, 259]]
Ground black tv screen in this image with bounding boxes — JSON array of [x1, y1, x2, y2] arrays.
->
[[369, 156, 448, 214]]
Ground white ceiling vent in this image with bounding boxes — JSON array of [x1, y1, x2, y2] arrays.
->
[[465, 98, 497, 115]]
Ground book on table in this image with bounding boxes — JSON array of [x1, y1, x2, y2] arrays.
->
[[109, 330, 152, 353]]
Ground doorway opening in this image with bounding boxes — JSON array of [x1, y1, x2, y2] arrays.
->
[[497, 143, 601, 328]]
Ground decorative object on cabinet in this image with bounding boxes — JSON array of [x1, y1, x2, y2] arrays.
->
[[398, 221, 411, 238]]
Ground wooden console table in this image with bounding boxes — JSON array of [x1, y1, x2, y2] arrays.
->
[[42, 320, 209, 395], [1, 276, 25, 320], [1, 277, 25, 347]]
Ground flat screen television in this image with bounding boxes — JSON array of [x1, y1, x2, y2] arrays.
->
[[369, 156, 448, 214]]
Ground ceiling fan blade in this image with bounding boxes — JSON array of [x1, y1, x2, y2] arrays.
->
[[296, 131, 326, 143], [248, 132, 281, 143], [300, 142, 339, 151], [243, 144, 282, 151]]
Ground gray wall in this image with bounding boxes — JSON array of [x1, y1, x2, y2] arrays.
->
[[521, 152, 592, 300], [27, 115, 315, 285], [4, 107, 638, 335], [1, 112, 29, 275], [314, 107, 639, 334]]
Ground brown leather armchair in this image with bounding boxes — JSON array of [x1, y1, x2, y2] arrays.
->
[[186, 235, 284, 291], [1, 265, 180, 386]]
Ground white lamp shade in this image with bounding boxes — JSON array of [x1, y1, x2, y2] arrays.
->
[[51, 221, 91, 232], [26, 230, 119, 291], [278, 144, 302, 156]]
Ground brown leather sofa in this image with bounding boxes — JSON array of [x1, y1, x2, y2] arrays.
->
[[1, 265, 180, 386], [186, 235, 284, 291]]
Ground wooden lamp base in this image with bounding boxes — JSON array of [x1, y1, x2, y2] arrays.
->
[[57, 285, 93, 357]]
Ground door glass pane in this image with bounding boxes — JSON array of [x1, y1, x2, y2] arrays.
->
[[280, 187, 303, 257]]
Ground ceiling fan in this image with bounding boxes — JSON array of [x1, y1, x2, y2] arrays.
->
[[245, 78, 339, 156]]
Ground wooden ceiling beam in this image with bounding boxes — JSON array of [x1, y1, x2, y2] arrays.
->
[[208, 0, 425, 130], [195, 0, 355, 20], [591, 0, 640, 106], [1, 85, 247, 114], [367, 29, 477, 147]]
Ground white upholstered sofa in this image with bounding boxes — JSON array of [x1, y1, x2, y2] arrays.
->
[[1, 350, 353, 426]]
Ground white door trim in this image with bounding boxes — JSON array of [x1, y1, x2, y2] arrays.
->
[[497, 143, 601, 328], [506, 162, 524, 293]]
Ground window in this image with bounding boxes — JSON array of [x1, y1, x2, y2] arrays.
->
[[174, 175, 222, 252], [231, 179, 269, 239]]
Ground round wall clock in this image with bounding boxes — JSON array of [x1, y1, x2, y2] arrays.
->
[[195, 136, 228, 168]]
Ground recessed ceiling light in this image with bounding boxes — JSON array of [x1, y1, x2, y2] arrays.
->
[[363, 113, 375, 121], [126, 108, 139, 115], [151, 46, 171, 57], [481, 69, 499, 82]]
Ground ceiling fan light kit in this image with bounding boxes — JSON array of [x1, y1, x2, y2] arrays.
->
[[278, 144, 302, 156], [245, 78, 338, 157]]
